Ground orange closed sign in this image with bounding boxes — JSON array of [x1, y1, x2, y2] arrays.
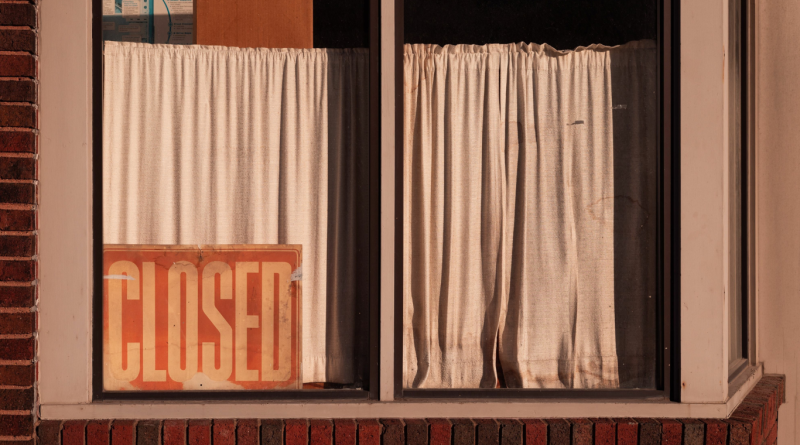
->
[[103, 245, 302, 391]]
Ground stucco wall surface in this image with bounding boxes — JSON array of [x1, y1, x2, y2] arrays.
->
[[756, 0, 800, 443]]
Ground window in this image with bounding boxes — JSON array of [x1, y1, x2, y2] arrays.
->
[[398, 0, 667, 394], [37, 0, 762, 416], [96, 0, 379, 397]]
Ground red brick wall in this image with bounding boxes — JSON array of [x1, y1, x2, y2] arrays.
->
[[0, 0, 37, 444], [30, 376, 785, 445]]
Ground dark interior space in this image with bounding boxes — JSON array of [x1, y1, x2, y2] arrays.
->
[[610, 51, 659, 388], [314, 0, 370, 48], [404, 0, 657, 49], [313, 0, 657, 50]]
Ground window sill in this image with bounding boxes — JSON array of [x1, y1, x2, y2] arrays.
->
[[728, 361, 761, 400], [40, 364, 762, 420]]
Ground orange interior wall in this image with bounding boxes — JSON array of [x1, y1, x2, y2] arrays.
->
[[195, 0, 313, 48]]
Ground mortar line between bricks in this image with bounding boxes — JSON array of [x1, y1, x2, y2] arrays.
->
[[0, 181, 37, 185], [0, 333, 33, 339], [0, 231, 37, 236], [0, 360, 31, 365], [0, 384, 33, 389], [0, 127, 37, 132], [0, 153, 37, 158], [0, 281, 37, 286], [0, 410, 30, 415], [0, 204, 36, 211], [0, 307, 32, 313], [0, 78, 37, 82], [0, 52, 35, 57], [0, 25, 34, 31], [0, 436, 34, 441]]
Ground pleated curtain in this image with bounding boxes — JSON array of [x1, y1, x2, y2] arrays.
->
[[403, 41, 657, 389], [104, 39, 657, 390], [103, 42, 369, 384]]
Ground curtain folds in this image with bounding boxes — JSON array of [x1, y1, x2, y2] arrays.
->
[[403, 41, 657, 389], [103, 42, 369, 384], [103, 39, 657, 390]]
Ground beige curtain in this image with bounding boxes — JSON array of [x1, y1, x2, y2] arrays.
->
[[403, 41, 657, 389], [103, 42, 369, 384]]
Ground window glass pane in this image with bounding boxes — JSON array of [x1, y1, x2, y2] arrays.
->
[[729, 0, 745, 367], [100, 0, 370, 392], [403, 0, 659, 389]]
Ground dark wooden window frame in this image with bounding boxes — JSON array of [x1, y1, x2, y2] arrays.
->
[[90, 0, 684, 402], [730, 0, 756, 383], [91, 0, 383, 401], [393, 0, 682, 402]]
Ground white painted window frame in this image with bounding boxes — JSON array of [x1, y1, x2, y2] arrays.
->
[[37, 0, 761, 419]]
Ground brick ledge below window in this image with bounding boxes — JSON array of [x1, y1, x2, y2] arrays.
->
[[33, 374, 785, 445]]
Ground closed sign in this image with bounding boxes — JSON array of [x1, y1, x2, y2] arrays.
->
[[103, 245, 302, 391]]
